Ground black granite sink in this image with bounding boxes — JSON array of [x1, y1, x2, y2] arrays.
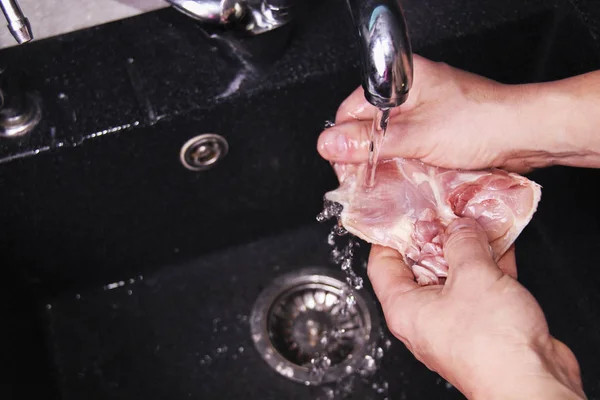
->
[[1, 1, 600, 399]]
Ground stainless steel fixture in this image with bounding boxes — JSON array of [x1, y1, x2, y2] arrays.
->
[[0, 90, 41, 137], [0, 0, 33, 44], [250, 267, 380, 385], [166, 0, 413, 108], [346, 0, 413, 108], [180, 133, 229, 171], [165, 0, 295, 35], [0, 1, 38, 137]]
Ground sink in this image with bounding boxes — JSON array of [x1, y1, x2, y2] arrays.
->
[[1, 1, 600, 399]]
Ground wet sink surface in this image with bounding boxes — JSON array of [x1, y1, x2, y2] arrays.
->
[[43, 223, 465, 400], [27, 186, 600, 400], [2, 0, 600, 399]]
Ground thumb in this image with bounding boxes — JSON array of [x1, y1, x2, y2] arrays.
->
[[443, 218, 504, 289], [317, 119, 422, 163]]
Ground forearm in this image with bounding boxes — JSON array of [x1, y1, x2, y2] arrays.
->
[[508, 70, 600, 169]]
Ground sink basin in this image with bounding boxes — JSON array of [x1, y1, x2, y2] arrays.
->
[[1, 1, 600, 399]]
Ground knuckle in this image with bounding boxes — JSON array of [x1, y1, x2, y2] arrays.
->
[[446, 230, 486, 250], [451, 258, 483, 272]]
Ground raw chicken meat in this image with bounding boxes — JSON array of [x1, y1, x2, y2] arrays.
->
[[324, 159, 542, 285]]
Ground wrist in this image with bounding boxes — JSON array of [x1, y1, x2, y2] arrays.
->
[[503, 72, 600, 170], [456, 338, 585, 400]]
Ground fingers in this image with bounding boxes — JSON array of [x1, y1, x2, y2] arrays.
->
[[334, 54, 433, 125], [319, 54, 440, 163], [443, 218, 504, 289], [335, 86, 379, 123], [317, 121, 371, 162], [317, 117, 424, 163], [367, 245, 419, 311], [497, 245, 518, 279]]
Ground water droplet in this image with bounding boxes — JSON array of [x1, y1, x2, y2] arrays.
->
[[323, 120, 336, 129], [375, 347, 384, 360], [316, 201, 343, 222], [309, 354, 332, 383], [200, 354, 212, 365], [341, 258, 351, 271], [238, 346, 244, 353], [321, 387, 335, 399], [236, 314, 249, 324], [216, 345, 228, 354], [327, 231, 336, 246], [359, 355, 377, 377], [75, 294, 81, 300]]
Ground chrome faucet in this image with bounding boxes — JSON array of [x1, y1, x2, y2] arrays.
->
[[165, 0, 295, 36], [346, 0, 413, 109], [0, 0, 33, 44], [166, 0, 412, 108]]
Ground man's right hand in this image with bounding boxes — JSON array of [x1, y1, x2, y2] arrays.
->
[[368, 218, 587, 400]]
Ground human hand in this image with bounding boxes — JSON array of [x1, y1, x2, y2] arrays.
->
[[318, 55, 600, 173], [368, 218, 586, 399]]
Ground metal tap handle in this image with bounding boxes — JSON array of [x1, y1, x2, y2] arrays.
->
[[346, 0, 413, 108], [0, 0, 33, 44]]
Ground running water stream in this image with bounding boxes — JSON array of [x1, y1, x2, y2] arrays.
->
[[364, 108, 391, 189], [314, 120, 393, 398]]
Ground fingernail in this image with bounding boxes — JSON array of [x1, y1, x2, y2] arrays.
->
[[447, 218, 477, 234], [320, 131, 348, 156]]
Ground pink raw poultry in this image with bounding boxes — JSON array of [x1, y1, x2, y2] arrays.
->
[[324, 158, 542, 285]]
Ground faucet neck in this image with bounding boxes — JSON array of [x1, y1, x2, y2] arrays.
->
[[346, 0, 413, 109]]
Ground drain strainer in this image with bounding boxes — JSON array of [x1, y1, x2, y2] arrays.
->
[[250, 267, 380, 385]]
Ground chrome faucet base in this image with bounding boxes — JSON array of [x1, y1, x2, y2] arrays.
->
[[166, 0, 295, 36], [0, 92, 41, 138], [165, 0, 412, 107]]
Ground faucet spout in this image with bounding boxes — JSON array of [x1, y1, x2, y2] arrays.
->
[[346, 0, 413, 109]]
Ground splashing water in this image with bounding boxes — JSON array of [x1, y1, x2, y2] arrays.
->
[[316, 134, 394, 398], [312, 327, 393, 400], [316, 206, 393, 399], [317, 200, 343, 223], [317, 200, 364, 311], [365, 108, 391, 189], [324, 119, 336, 129], [309, 353, 333, 384]]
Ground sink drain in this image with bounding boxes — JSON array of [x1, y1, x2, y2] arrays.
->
[[250, 267, 380, 385]]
